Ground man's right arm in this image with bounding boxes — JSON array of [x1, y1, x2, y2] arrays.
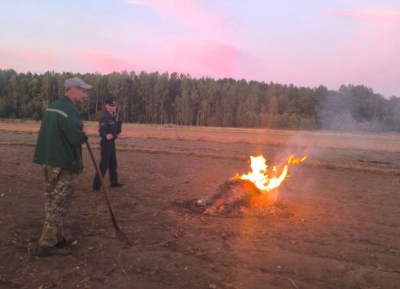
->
[[63, 115, 86, 146], [99, 115, 108, 138]]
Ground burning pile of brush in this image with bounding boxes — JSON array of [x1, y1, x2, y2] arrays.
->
[[172, 153, 307, 216]]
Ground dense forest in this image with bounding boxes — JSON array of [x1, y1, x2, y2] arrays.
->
[[1, 68, 400, 132]]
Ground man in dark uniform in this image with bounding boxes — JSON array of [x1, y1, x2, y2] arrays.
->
[[92, 96, 124, 192]]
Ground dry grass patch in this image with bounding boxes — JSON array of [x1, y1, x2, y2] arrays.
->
[[1, 119, 400, 153]]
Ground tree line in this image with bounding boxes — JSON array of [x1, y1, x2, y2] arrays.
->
[[1, 68, 400, 132]]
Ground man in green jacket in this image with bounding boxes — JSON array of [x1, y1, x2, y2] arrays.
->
[[33, 77, 92, 257]]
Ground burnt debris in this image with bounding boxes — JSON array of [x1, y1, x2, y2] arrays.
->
[[171, 179, 277, 217]]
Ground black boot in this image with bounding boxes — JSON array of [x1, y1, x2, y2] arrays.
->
[[111, 183, 124, 188], [37, 246, 70, 257], [55, 236, 76, 248]]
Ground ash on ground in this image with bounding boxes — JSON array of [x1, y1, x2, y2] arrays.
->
[[171, 179, 288, 217]]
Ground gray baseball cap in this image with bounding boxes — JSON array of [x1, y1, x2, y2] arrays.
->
[[65, 77, 93, 90]]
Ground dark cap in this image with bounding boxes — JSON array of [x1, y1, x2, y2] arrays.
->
[[105, 96, 118, 106], [65, 77, 93, 90]]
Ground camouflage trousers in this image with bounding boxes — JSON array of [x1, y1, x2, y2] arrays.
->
[[39, 165, 78, 247]]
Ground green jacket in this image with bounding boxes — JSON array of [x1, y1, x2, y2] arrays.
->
[[33, 96, 86, 173]]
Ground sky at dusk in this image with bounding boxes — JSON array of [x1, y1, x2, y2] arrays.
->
[[1, 0, 400, 97]]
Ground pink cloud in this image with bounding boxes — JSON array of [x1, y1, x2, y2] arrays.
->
[[79, 50, 140, 73], [23, 51, 55, 71], [127, 0, 237, 38], [337, 33, 400, 95], [0, 49, 19, 67], [163, 37, 239, 78], [326, 7, 400, 24], [321, 6, 400, 95], [124, 1, 240, 78], [0, 48, 55, 72], [128, 0, 197, 15]]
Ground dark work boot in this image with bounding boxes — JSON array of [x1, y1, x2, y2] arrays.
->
[[37, 246, 70, 257], [55, 236, 76, 248], [111, 183, 125, 188]]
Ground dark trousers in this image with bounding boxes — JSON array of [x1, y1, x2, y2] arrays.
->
[[92, 139, 118, 189]]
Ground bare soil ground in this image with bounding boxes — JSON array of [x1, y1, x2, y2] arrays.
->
[[0, 129, 400, 289]]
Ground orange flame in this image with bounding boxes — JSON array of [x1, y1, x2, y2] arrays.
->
[[235, 153, 307, 192]]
